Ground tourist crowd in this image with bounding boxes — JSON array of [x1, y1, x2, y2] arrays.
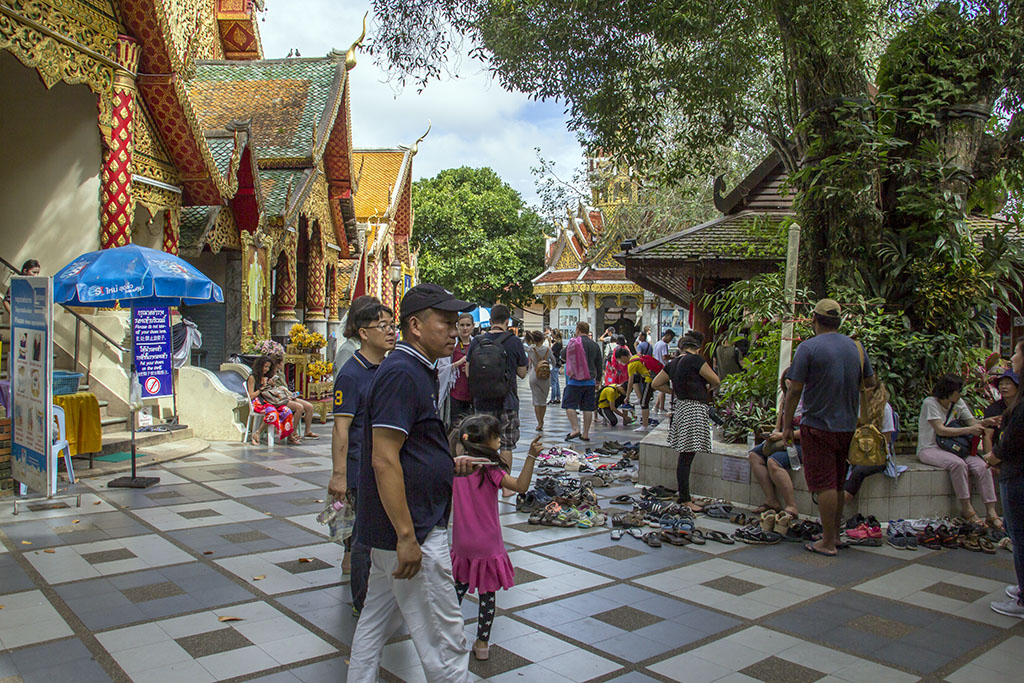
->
[[238, 284, 1024, 682]]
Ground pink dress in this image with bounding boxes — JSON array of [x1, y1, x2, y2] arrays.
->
[[450, 465, 515, 593]]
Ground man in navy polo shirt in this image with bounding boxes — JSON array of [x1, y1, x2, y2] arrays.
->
[[329, 296, 395, 617], [348, 283, 478, 683]]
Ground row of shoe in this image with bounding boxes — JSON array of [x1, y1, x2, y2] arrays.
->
[[527, 501, 607, 528], [733, 511, 823, 545]]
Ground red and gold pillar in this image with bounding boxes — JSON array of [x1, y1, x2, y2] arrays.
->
[[100, 35, 141, 249], [304, 239, 327, 322], [163, 207, 180, 255]]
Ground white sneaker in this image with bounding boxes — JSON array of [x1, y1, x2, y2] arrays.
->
[[991, 598, 1024, 618], [1007, 585, 1021, 600], [633, 425, 648, 432]]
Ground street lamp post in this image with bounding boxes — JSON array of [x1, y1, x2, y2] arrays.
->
[[388, 259, 402, 309]]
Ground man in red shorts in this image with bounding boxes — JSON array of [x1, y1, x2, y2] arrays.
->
[[782, 299, 877, 557]]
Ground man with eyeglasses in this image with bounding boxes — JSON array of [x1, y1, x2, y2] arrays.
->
[[329, 296, 396, 617], [348, 283, 479, 682]]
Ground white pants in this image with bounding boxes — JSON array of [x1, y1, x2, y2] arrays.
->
[[346, 528, 469, 683]]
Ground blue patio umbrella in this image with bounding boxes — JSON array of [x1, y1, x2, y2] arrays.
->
[[54, 245, 223, 488]]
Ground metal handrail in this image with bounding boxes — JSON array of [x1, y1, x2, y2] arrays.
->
[[2, 254, 128, 388]]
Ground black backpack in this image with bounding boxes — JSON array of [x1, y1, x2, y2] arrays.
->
[[468, 331, 513, 403]]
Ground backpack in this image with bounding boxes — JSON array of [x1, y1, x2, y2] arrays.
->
[[532, 347, 551, 380], [565, 336, 591, 381], [468, 331, 514, 402], [638, 354, 664, 376]]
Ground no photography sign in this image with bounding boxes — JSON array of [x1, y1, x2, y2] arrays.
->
[[134, 306, 173, 398]]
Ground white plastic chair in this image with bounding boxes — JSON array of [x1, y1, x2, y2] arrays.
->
[[52, 405, 76, 484], [243, 402, 274, 447]]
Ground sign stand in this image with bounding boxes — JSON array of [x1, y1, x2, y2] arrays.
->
[[108, 305, 160, 489], [10, 276, 81, 513]]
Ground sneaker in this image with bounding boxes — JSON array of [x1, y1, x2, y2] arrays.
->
[[1007, 585, 1021, 600], [900, 520, 918, 550], [886, 521, 907, 550], [844, 514, 866, 531], [990, 599, 1024, 618], [633, 425, 648, 432], [846, 524, 872, 540]]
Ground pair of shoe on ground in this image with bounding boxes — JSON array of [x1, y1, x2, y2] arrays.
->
[[992, 585, 1024, 618]]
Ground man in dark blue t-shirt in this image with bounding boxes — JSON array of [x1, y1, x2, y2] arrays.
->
[[467, 304, 528, 466], [329, 296, 395, 616], [782, 299, 878, 558], [348, 283, 478, 683]]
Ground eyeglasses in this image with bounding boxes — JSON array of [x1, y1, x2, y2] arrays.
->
[[363, 322, 397, 333]]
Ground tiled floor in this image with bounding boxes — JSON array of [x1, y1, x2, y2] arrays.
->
[[0, 381, 1022, 681]]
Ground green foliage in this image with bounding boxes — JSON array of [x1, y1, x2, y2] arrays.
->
[[411, 167, 547, 307]]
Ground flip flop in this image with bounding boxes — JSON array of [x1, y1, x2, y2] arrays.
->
[[688, 529, 707, 545], [611, 495, 635, 505], [752, 503, 780, 514], [642, 532, 663, 548], [705, 529, 735, 545], [611, 529, 623, 541], [627, 527, 645, 539], [659, 530, 691, 546], [803, 542, 838, 558]]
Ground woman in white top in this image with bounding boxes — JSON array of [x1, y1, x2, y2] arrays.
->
[[918, 373, 1001, 525], [526, 331, 553, 431]]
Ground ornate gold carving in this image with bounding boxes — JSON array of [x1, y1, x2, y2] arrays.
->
[[344, 11, 366, 70], [206, 206, 240, 253], [133, 99, 180, 186], [301, 174, 333, 250], [0, 10, 114, 123], [532, 283, 644, 296], [134, 182, 179, 214]]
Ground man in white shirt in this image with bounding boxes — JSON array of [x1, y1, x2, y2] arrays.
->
[[652, 330, 675, 413]]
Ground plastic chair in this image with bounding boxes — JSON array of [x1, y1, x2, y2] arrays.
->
[[243, 402, 274, 447], [52, 405, 76, 484]]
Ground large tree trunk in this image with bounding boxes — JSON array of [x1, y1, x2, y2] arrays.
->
[[771, 0, 881, 297]]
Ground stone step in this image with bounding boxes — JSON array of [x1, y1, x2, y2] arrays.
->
[[95, 425, 195, 457]]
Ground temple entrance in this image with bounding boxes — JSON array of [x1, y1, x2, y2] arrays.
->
[[597, 297, 639, 341]]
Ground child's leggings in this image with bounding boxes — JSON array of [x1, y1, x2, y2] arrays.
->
[[455, 582, 496, 642]]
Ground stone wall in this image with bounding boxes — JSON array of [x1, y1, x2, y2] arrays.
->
[[639, 423, 993, 520]]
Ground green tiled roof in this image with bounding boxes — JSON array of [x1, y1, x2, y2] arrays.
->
[[628, 212, 788, 261], [179, 206, 218, 251], [206, 136, 236, 178], [188, 58, 341, 160], [259, 169, 308, 217]]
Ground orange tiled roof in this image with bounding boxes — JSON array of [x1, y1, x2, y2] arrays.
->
[[353, 150, 406, 221]]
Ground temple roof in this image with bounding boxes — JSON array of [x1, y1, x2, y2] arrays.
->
[[623, 212, 786, 261], [188, 57, 345, 162], [179, 206, 221, 253], [352, 149, 408, 221], [259, 169, 311, 219]]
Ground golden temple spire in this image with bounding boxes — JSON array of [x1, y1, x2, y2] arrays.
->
[[410, 120, 432, 156], [345, 12, 368, 70]]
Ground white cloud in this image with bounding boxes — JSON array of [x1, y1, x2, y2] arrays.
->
[[258, 0, 585, 208]]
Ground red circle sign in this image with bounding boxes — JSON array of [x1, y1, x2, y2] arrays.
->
[[144, 376, 161, 394]]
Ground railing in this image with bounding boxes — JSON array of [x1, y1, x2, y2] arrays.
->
[[1, 254, 128, 388]]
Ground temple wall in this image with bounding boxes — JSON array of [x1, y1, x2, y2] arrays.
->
[[0, 51, 101, 280]]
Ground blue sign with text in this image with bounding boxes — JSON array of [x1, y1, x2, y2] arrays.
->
[[10, 276, 54, 495], [133, 307, 173, 398]]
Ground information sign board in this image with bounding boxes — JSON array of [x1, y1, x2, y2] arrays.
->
[[10, 276, 54, 495], [133, 306, 173, 398]]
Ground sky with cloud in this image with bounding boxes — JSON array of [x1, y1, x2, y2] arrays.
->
[[259, 0, 586, 210]]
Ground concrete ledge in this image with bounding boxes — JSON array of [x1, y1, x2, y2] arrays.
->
[[639, 423, 990, 519]]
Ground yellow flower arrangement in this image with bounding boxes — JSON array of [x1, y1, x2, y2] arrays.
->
[[307, 360, 333, 381], [288, 324, 327, 351]]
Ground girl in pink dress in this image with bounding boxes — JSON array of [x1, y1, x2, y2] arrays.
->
[[450, 415, 541, 661]]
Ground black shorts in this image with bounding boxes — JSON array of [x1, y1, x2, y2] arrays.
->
[[599, 407, 618, 426], [640, 382, 654, 410], [563, 384, 596, 411]]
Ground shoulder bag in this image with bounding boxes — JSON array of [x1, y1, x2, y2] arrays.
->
[[936, 403, 973, 458]]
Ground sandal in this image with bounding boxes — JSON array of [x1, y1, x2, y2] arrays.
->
[[642, 532, 663, 548], [660, 530, 691, 546], [611, 529, 623, 541], [287, 435, 302, 445], [627, 527, 645, 539], [987, 516, 1005, 530], [773, 512, 794, 536], [731, 513, 749, 526], [304, 432, 320, 440], [705, 530, 735, 545], [689, 529, 707, 545], [977, 535, 996, 555], [752, 503, 780, 514], [760, 511, 777, 533]]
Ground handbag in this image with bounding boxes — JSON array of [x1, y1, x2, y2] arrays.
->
[[260, 384, 292, 408], [936, 403, 973, 458]]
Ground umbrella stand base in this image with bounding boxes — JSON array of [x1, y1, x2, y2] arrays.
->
[[107, 476, 161, 489]]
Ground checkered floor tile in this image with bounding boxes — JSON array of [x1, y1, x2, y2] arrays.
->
[[0, 383, 1021, 682]]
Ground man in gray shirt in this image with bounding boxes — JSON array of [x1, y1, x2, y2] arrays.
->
[[782, 299, 877, 557]]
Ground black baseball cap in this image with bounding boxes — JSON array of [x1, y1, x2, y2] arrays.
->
[[400, 283, 476, 318]]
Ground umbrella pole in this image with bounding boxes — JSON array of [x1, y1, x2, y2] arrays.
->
[[108, 305, 159, 489]]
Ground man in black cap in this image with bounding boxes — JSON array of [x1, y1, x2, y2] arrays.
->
[[348, 283, 477, 683]]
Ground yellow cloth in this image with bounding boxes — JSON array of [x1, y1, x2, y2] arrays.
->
[[598, 386, 619, 409], [54, 392, 102, 456], [627, 356, 651, 382]]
